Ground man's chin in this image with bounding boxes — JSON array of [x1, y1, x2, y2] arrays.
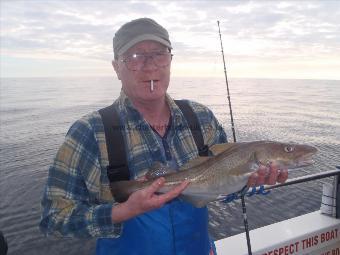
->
[[142, 91, 166, 101], [124, 85, 167, 103]]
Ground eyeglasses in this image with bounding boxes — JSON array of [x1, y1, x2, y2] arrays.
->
[[120, 52, 173, 71]]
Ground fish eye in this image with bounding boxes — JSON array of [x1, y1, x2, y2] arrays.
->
[[284, 146, 295, 153]]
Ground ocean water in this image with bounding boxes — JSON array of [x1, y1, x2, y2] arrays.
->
[[0, 77, 339, 255]]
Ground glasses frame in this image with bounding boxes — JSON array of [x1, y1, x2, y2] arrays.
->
[[119, 51, 173, 71]]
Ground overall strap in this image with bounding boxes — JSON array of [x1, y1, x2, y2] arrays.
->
[[174, 100, 209, 156], [98, 104, 130, 182]]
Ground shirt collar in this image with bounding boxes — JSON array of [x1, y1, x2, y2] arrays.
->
[[115, 90, 187, 129]]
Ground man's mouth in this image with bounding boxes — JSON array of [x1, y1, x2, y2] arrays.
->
[[141, 79, 160, 92], [142, 79, 159, 83]]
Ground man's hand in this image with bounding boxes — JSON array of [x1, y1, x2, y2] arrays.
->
[[111, 177, 189, 223], [247, 163, 288, 187]]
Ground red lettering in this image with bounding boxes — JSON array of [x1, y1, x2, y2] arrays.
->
[[284, 245, 289, 255], [321, 231, 335, 243], [302, 235, 318, 249], [332, 247, 340, 255], [261, 240, 299, 255], [295, 241, 299, 253], [331, 231, 335, 239], [321, 230, 338, 243], [287, 242, 299, 254], [327, 231, 331, 240], [279, 247, 284, 255]]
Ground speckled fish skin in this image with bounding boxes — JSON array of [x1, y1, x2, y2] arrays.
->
[[110, 141, 317, 207]]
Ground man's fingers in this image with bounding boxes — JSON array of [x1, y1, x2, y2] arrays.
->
[[147, 177, 165, 194], [157, 181, 189, 204], [248, 164, 289, 187], [247, 173, 257, 187], [266, 166, 279, 185], [257, 165, 268, 176], [277, 169, 288, 183]]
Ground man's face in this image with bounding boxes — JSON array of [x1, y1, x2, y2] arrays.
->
[[113, 40, 171, 103]]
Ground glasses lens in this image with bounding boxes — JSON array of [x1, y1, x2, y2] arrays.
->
[[124, 52, 172, 71], [126, 54, 144, 71], [153, 53, 172, 67]]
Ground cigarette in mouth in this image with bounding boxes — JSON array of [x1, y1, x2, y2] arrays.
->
[[150, 80, 154, 92]]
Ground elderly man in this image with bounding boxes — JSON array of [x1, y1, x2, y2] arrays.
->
[[40, 18, 288, 255]]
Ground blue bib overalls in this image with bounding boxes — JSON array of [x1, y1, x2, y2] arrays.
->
[[96, 198, 212, 255]]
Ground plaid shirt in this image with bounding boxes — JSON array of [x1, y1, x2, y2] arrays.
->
[[40, 91, 227, 238]]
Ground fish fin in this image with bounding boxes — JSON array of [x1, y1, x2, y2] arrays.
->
[[145, 162, 176, 179], [179, 156, 210, 170], [110, 180, 139, 203], [249, 152, 259, 165], [228, 153, 259, 176], [247, 152, 260, 171], [209, 143, 237, 156], [179, 194, 217, 208]]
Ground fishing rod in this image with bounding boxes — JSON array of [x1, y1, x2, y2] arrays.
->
[[217, 20, 253, 255], [217, 20, 237, 143]]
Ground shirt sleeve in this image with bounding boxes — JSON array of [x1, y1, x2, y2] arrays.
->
[[188, 101, 228, 146], [39, 117, 122, 238]]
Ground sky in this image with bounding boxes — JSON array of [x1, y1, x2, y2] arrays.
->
[[1, 0, 340, 80]]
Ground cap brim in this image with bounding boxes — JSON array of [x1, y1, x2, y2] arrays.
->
[[117, 34, 172, 55]]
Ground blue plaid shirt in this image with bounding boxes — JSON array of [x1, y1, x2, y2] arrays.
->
[[40, 91, 227, 238]]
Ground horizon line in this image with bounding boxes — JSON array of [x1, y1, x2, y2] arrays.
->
[[1, 75, 339, 82]]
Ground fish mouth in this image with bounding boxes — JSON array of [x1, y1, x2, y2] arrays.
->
[[297, 158, 314, 167], [296, 153, 316, 167]]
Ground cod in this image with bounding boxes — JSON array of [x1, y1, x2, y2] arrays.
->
[[110, 141, 317, 207]]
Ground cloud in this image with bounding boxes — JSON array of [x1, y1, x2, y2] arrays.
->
[[1, 0, 340, 79]]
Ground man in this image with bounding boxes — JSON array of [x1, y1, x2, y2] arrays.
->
[[40, 18, 288, 255]]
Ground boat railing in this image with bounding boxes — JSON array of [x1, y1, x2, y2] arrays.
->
[[221, 166, 340, 218]]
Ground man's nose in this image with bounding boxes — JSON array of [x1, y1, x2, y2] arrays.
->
[[141, 56, 158, 71]]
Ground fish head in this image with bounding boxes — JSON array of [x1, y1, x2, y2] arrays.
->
[[254, 141, 317, 169]]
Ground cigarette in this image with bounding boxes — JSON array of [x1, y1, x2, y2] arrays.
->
[[150, 80, 154, 92]]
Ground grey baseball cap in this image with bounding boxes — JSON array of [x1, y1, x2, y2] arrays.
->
[[113, 18, 172, 58]]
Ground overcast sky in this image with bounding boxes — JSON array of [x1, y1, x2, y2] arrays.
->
[[1, 0, 340, 79]]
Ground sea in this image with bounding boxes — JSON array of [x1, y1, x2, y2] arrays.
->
[[0, 77, 339, 255]]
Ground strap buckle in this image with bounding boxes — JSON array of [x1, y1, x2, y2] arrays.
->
[[198, 145, 209, 156]]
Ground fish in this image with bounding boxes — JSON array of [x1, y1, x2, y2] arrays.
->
[[110, 141, 317, 208]]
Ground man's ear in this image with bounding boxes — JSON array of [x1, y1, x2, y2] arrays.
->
[[112, 60, 121, 80]]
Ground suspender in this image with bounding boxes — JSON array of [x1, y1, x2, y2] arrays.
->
[[174, 100, 209, 157], [99, 104, 130, 182], [98, 100, 208, 183]]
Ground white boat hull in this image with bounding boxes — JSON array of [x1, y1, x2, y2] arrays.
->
[[215, 210, 340, 255]]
